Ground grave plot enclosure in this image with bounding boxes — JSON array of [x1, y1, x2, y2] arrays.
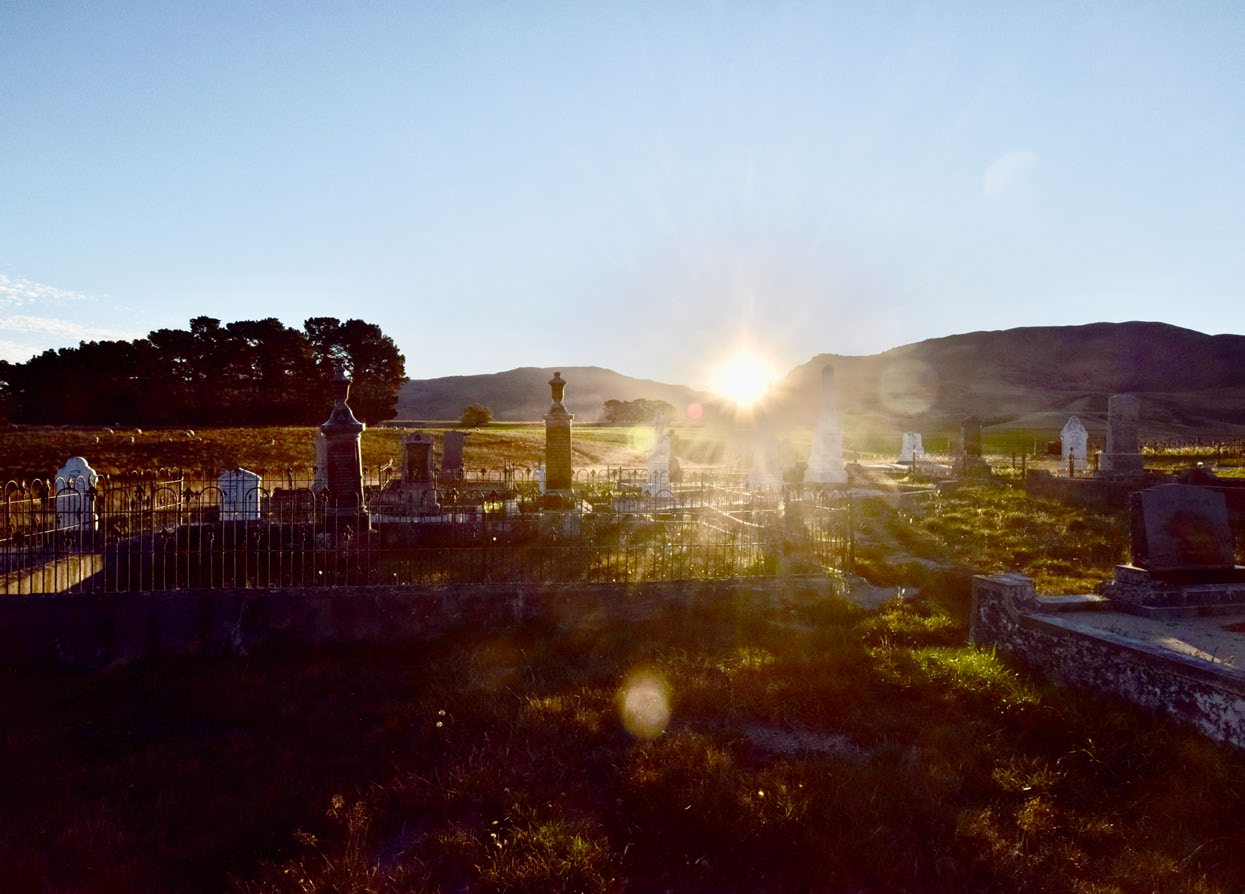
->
[[0, 470, 853, 594]]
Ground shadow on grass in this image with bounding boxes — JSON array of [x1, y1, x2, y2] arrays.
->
[[1, 590, 1243, 893]]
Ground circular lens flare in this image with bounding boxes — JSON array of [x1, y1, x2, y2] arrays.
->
[[710, 351, 774, 408], [618, 669, 671, 740]]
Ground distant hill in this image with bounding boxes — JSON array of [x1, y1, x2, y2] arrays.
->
[[396, 366, 713, 422], [397, 323, 1245, 438], [766, 321, 1245, 437]]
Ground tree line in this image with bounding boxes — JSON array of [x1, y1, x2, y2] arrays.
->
[[0, 316, 406, 426]]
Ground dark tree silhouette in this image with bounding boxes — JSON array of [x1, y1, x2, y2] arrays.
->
[[0, 316, 406, 427]]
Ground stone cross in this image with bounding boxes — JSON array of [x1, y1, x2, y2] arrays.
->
[[218, 468, 262, 521]]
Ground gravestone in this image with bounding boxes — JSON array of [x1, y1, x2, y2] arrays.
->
[[313, 433, 328, 490], [402, 433, 436, 483], [645, 414, 672, 495], [1132, 484, 1235, 573], [1100, 393, 1144, 473], [535, 463, 546, 495], [543, 372, 574, 499], [54, 456, 98, 530], [747, 435, 783, 491], [320, 363, 368, 526], [961, 417, 982, 457], [441, 431, 466, 477], [1061, 416, 1089, 473], [898, 432, 924, 464], [371, 431, 440, 515], [805, 365, 847, 485], [218, 468, 262, 521]]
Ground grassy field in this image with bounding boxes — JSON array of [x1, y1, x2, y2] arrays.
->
[[3, 588, 1244, 893]]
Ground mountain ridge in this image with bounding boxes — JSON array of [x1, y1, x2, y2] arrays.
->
[[398, 322, 1245, 436]]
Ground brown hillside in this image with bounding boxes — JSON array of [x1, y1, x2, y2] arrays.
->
[[769, 322, 1245, 437], [397, 366, 712, 422]]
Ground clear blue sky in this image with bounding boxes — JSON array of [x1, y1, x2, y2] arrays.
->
[[2, 1, 1242, 388]]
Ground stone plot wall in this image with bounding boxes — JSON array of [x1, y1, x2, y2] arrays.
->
[[0, 575, 846, 670], [971, 573, 1245, 749]]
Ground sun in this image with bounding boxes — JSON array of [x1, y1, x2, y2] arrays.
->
[[709, 350, 775, 407]]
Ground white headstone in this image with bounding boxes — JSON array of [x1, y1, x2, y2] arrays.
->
[[54, 456, 97, 530], [747, 436, 783, 491], [535, 463, 546, 495], [806, 365, 848, 484], [645, 416, 672, 496], [1061, 416, 1089, 472], [219, 468, 262, 521], [898, 432, 924, 464]]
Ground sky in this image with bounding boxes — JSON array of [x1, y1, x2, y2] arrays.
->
[[2, 1, 1243, 389]]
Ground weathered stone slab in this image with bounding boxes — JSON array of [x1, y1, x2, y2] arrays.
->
[[1101, 393, 1144, 473], [1135, 484, 1235, 572]]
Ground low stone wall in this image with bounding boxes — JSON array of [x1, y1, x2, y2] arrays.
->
[[0, 575, 844, 670], [971, 573, 1245, 749]]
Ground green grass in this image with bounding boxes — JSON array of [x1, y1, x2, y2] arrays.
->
[[896, 481, 1129, 594], [2, 591, 1244, 893]]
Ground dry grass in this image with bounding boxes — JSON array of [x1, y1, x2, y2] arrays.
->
[[0, 422, 754, 482]]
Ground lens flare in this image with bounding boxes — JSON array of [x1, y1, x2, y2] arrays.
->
[[627, 426, 657, 453], [618, 669, 671, 739]]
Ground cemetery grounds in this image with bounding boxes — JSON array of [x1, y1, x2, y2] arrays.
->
[[1, 425, 1245, 892]]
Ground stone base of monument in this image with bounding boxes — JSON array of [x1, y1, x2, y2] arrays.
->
[[371, 481, 441, 517], [1098, 564, 1245, 617], [959, 456, 993, 478], [1099, 452, 1145, 474]]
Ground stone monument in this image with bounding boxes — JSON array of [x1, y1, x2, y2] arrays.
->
[[898, 432, 924, 464], [313, 433, 328, 491], [441, 430, 467, 478], [218, 468, 262, 521], [960, 416, 991, 476], [747, 435, 783, 491], [1099, 393, 1144, 473], [320, 363, 368, 527], [54, 456, 97, 530], [1061, 416, 1089, 473], [805, 365, 847, 485], [645, 414, 672, 496], [1100, 483, 1245, 611], [543, 372, 574, 503]]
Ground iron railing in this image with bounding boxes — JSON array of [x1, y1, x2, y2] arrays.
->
[[0, 470, 852, 594]]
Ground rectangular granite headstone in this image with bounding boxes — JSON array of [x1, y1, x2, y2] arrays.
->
[[1133, 484, 1236, 573]]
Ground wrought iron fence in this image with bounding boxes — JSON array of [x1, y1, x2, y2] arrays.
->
[[0, 470, 853, 594]]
